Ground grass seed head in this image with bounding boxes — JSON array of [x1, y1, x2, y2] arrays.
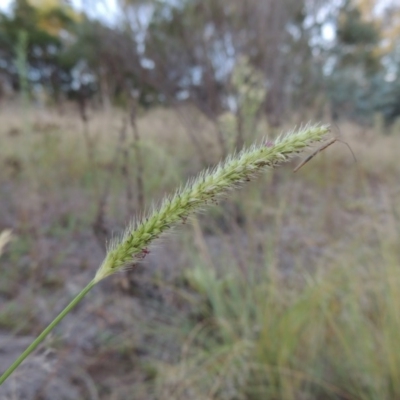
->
[[94, 124, 331, 282]]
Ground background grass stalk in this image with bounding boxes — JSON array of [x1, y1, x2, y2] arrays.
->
[[0, 279, 96, 385], [0, 124, 330, 385]]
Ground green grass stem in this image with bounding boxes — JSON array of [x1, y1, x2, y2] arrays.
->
[[0, 279, 96, 385], [0, 124, 330, 386]]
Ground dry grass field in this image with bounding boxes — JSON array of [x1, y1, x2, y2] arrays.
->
[[1, 102, 400, 399]]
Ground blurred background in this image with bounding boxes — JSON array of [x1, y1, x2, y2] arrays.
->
[[0, 0, 400, 399]]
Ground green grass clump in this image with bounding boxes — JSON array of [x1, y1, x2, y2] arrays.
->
[[0, 123, 330, 385], [157, 244, 400, 400]]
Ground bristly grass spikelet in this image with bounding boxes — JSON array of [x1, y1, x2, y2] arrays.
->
[[94, 123, 331, 281], [0, 123, 330, 385]]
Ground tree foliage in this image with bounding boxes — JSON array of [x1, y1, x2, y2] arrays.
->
[[0, 0, 78, 98], [1, 0, 400, 126]]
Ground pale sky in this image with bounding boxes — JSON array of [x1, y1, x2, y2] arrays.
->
[[0, 0, 12, 12]]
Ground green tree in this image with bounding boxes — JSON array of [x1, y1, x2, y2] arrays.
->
[[0, 0, 77, 101], [328, 0, 381, 121]]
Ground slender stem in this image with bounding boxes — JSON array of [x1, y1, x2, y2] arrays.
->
[[0, 279, 97, 385]]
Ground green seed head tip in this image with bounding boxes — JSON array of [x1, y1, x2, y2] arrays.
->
[[94, 123, 330, 282]]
